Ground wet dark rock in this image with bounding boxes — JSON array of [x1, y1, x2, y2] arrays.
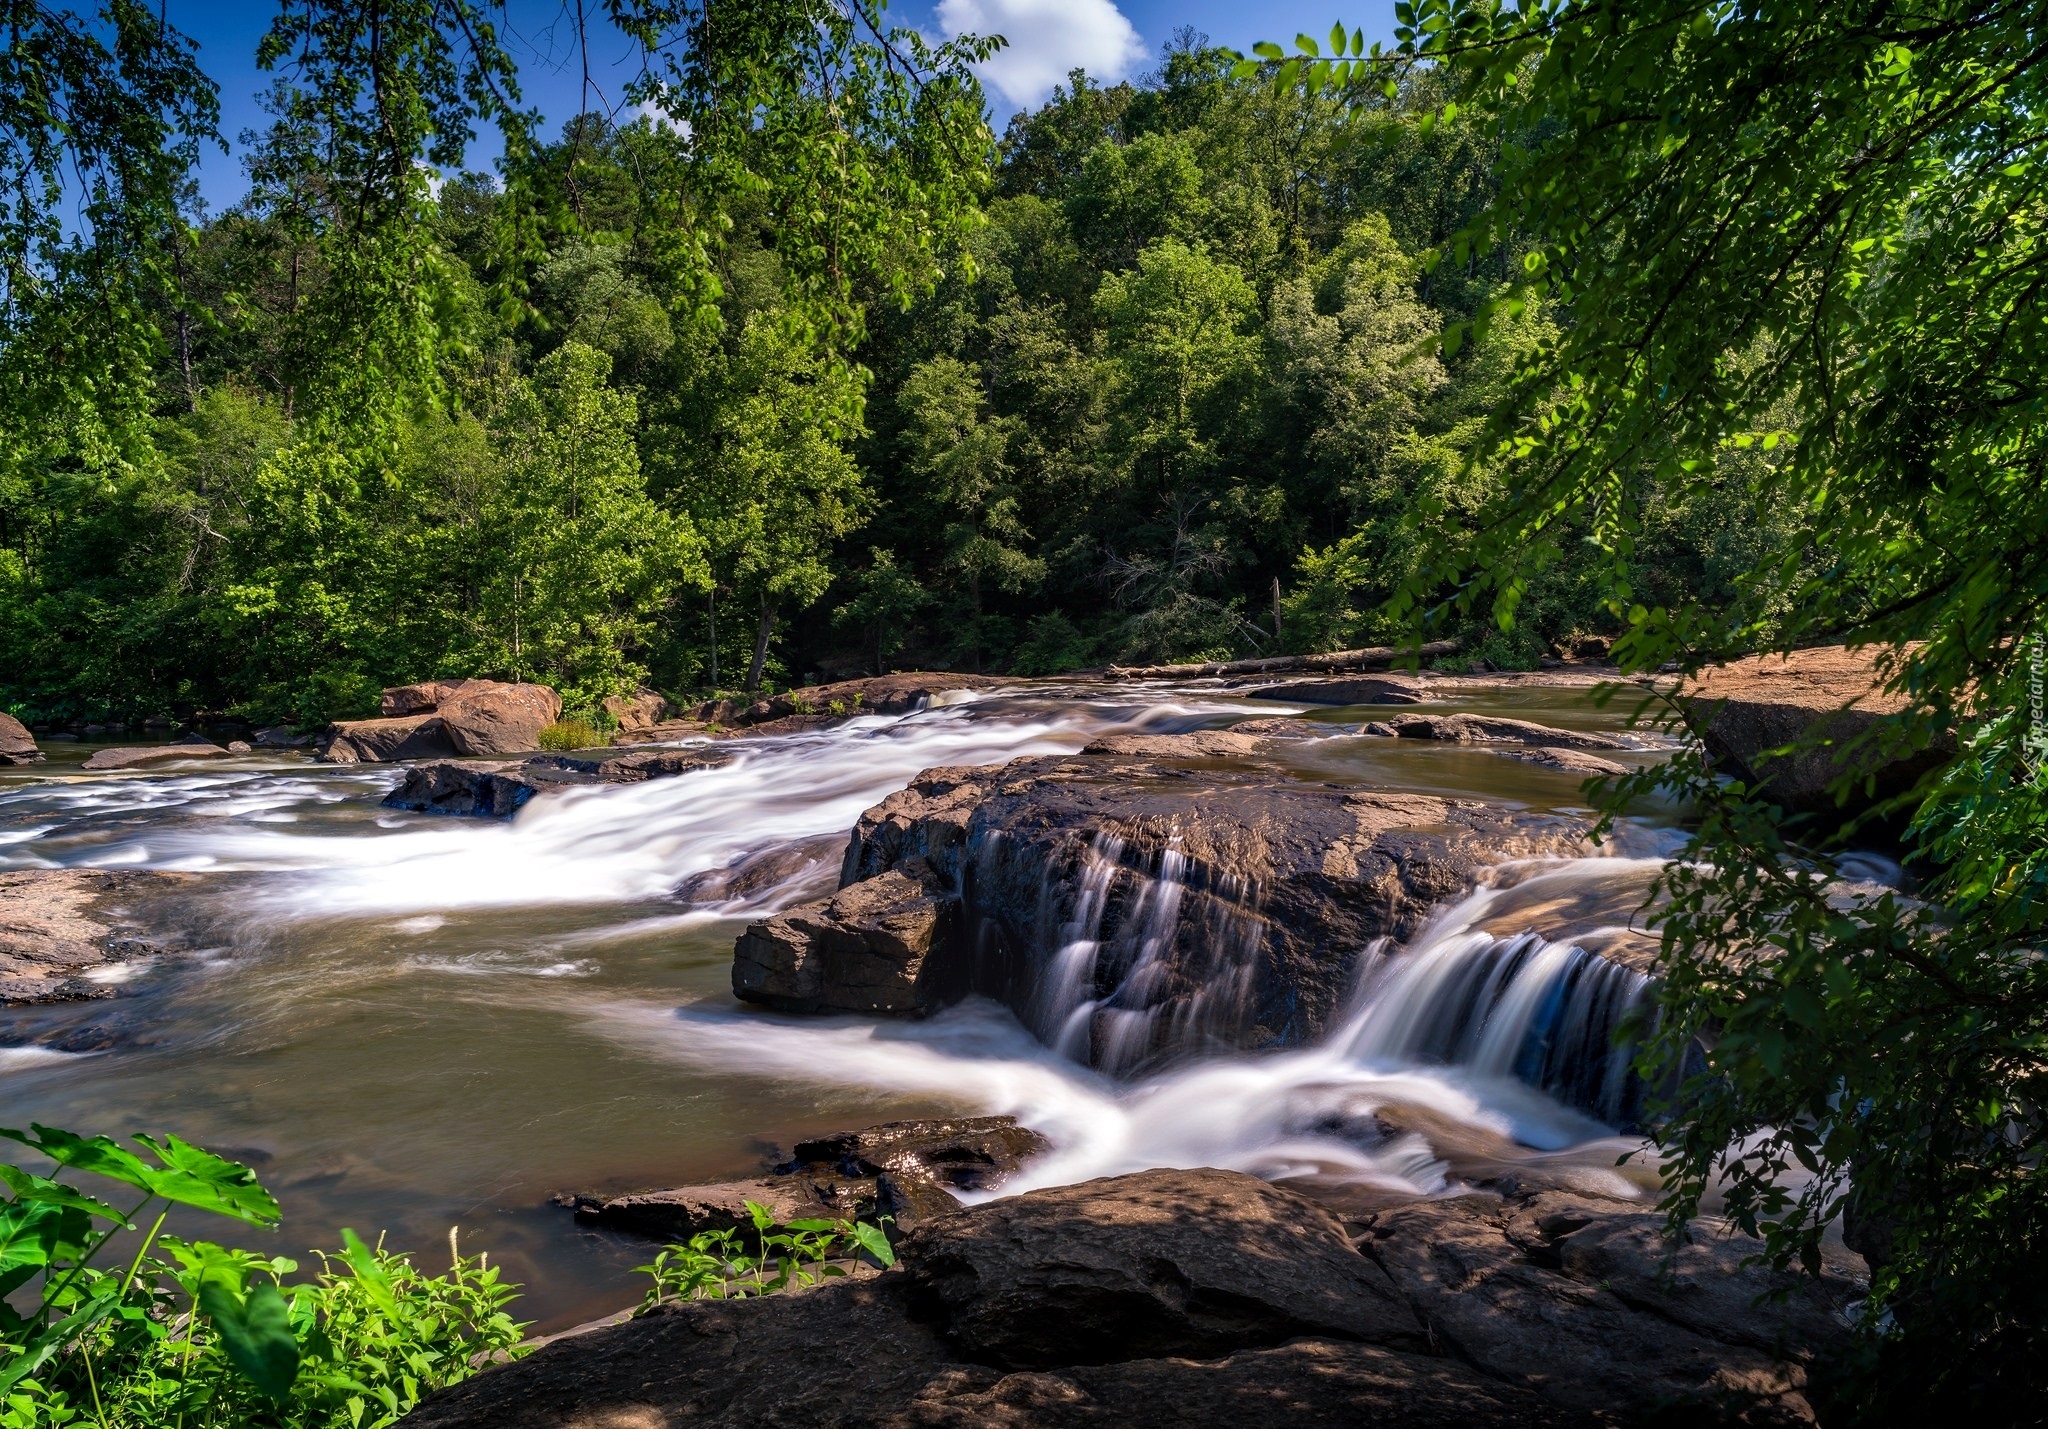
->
[[412, 1169, 1849, 1429], [80, 741, 232, 770], [1384, 713, 1629, 750], [0, 870, 183, 1004], [0, 711, 43, 765], [571, 1118, 1050, 1247], [253, 725, 313, 748], [1247, 675, 1424, 706], [675, 834, 843, 907], [801, 754, 1587, 1064], [382, 748, 732, 818], [733, 860, 958, 1015], [1679, 645, 1951, 817], [904, 1169, 1423, 1369]]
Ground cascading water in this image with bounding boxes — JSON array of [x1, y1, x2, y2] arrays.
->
[[1, 679, 1705, 1328]]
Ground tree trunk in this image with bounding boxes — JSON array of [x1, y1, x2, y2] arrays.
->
[[745, 595, 775, 693], [708, 588, 718, 689], [1272, 576, 1284, 644]]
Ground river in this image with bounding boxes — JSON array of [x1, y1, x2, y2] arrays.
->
[[2, 677, 1697, 1330]]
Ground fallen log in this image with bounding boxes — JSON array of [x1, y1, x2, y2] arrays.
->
[[1105, 639, 1458, 681]]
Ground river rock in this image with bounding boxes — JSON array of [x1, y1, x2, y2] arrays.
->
[[323, 680, 562, 763], [1679, 645, 1950, 816], [732, 861, 957, 1015], [80, 741, 233, 770], [904, 1169, 1424, 1368], [407, 1168, 1847, 1428], [0, 712, 43, 765], [1383, 713, 1630, 750], [777, 754, 1587, 1066], [0, 870, 180, 1004], [1493, 745, 1630, 777], [601, 687, 673, 732], [571, 1117, 1051, 1247], [675, 834, 844, 907], [1247, 675, 1424, 705], [253, 725, 313, 748], [381, 748, 732, 817]]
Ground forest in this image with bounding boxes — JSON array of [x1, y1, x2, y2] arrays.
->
[[0, 19, 1793, 727]]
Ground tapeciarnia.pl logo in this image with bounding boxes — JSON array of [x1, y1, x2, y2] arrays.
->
[[2026, 632, 2048, 777]]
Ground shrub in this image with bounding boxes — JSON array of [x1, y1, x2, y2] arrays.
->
[[0, 1125, 529, 1428], [633, 1201, 895, 1312], [536, 718, 603, 751]]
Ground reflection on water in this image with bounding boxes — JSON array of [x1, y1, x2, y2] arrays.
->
[[1, 679, 1686, 1328]]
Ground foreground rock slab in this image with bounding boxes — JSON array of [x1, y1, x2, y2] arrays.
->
[[406, 1168, 1855, 1428], [0, 870, 182, 1004], [0, 712, 42, 765]]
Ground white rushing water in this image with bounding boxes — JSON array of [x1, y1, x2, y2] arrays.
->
[[589, 856, 1662, 1202], [0, 693, 1266, 917]]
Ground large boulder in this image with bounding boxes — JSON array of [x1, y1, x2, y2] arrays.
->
[[1247, 675, 1424, 706], [0, 712, 43, 765], [732, 861, 958, 1015], [1679, 645, 1949, 816], [322, 680, 562, 763], [403, 1168, 1851, 1428], [1381, 712, 1629, 750], [0, 870, 180, 1004], [748, 753, 1586, 1070]]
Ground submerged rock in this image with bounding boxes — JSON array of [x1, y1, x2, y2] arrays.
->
[[1247, 675, 1424, 705], [411, 1168, 1854, 1428], [80, 740, 232, 770], [0, 869, 182, 1004], [1492, 745, 1631, 777], [1382, 713, 1629, 750], [0, 711, 43, 765]]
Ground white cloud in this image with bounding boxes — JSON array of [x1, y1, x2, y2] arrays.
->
[[936, 0, 1150, 113]]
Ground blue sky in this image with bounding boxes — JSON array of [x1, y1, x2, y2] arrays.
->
[[168, 1, 1392, 215]]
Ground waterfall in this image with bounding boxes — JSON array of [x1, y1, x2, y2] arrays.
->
[[993, 840, 1656, 1127]]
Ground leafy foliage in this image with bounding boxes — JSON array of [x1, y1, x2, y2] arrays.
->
[[2, 1124, 527, 1427], [632, 1200, 896, 1311], [1252, 0, 2048, 1412]]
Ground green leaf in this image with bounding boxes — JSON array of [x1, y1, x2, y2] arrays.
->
[[0, 1126, 156, 1197], [1330, 21, 1347, 54], [849, 1222, 896, 1268], [132, 1135, 280, 1226], [337, 1229, 400, 1317], [1252, 40, 1284, 59], [1295, 33, 1321, 57], [200, 1278, 303, 1401]]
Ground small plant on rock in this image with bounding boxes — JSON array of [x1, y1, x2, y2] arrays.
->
[[631, 1203, 894, 1313]]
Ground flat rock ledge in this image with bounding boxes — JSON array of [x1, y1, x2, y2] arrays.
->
[[564, 1117, 1050, 1246], [0, 869, 184, 1004], [406, 1167, 1860, 1428]]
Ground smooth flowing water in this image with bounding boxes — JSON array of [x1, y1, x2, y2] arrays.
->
[[1, 678, 1686, 1329]]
